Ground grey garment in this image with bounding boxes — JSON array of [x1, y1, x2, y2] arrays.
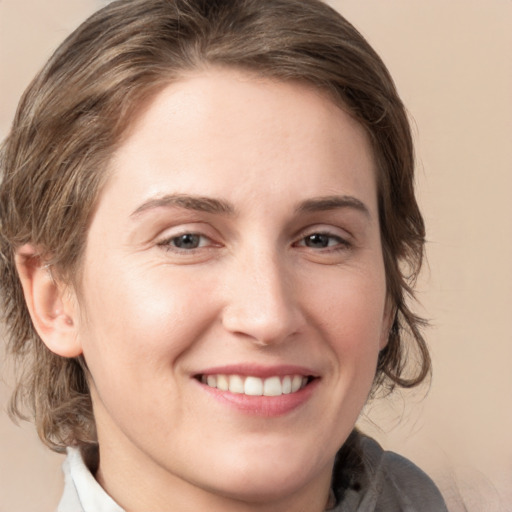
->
[[328, 436, 448, 512], [57, 438, 447, 512]]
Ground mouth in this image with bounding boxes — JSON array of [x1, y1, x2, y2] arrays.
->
[[195, 374, 316, 397]]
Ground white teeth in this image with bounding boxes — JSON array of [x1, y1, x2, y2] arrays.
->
[[244, 376, 263, 396], [291, 375, 303, 393], [263, 376, 282, 396], [202, 374, 310, 396], [228, 375, 244, 394], [282, 375, 292, 394], [217, 374, 229, 391]]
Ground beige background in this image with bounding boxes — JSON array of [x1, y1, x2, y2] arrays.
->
[[1, 1, 511, 511]]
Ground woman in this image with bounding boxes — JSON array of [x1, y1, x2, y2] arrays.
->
[[0, 0, 447, 510]]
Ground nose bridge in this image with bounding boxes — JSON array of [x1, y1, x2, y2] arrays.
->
[[221, 242, 302, 344]]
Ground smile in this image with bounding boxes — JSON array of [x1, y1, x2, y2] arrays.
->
[[199, 374, 311, 397]]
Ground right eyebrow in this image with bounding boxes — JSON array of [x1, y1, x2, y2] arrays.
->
[[296, 195, 371, 218], [130, 194, 236, 218]]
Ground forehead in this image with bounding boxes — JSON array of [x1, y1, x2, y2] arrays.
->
[[102, 68, 377, 216]]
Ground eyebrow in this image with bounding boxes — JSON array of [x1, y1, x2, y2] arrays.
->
[[296, 195, 371, 217], [130, 193, 370, 219], [130, 194, 235, 218]]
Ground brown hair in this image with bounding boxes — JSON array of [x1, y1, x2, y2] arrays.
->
[[0, 0, 429, 453]]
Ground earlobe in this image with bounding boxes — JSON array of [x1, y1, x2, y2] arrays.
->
[[15, 244, 82, 358]]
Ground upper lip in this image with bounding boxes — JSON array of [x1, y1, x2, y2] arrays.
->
[[194, 364, 320, 379]]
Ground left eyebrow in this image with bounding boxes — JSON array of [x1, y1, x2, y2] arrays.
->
[[130, 194, 236, 218], [296, 195, 371, 217]]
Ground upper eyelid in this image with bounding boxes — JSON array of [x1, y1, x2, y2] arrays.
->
[[155, 222, 219, 239], [150, 216, 355, 240], [295, 223, 353, 240], [154, 223, 229, 253], [301, 232, 347, 241], [158, 231, 214, 245], [156, 226, 352, 244], [294, 233, 350, 248]]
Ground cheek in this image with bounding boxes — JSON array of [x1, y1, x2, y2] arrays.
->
[[76, 269, 216, 437], [77, 263, 218, 385], [312, 269, 387, 336], [307, 268, 387, 377]]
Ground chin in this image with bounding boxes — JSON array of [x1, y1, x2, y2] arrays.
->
[[199, 442, 331, 503], [210, 468, 310, 504]]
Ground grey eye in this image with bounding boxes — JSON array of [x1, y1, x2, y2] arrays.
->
[[172, 233, 201, 249], [304, 234, 332, 248]]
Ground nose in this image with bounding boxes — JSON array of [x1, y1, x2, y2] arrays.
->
[[221, 248, 304, 346]]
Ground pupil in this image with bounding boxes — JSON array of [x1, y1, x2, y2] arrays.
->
[[174, 234, 200, 249], [306, 234, 328, 248]]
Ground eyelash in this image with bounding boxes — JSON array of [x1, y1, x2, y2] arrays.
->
[[294, 232, 351, 251], [157, 230, 350, 254], [157, 232, 214, 252]]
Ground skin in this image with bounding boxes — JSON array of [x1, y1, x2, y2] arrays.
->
[[17, 69, 392, 512]]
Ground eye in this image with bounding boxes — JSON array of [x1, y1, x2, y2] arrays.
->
[[158, 232, 211, 251], [303, 233, 337, 248], [298, 232, 349, 250]]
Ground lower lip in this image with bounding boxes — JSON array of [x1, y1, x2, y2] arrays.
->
[[196, 379, 319, 417]]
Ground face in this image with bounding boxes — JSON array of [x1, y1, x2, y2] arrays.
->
[[73, 69, 391, 507]]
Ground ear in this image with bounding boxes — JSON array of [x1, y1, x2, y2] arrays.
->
[[379, 297, 396, 350], [15, 244, 82, 358]]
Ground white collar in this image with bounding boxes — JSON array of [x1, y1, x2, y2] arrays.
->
[[57, 447, 124, 512]]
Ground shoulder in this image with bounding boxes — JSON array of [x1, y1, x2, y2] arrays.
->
[[357, 435, 448, 511]]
